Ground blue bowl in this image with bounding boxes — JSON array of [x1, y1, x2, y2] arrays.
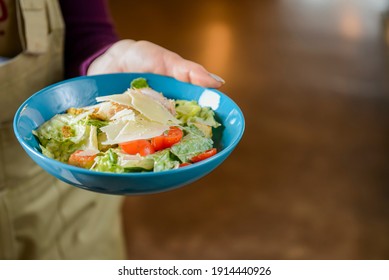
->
[[13, 73, 245, 195]]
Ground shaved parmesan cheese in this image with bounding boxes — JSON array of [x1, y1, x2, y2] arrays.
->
[[110, 108, 135, 122], [139, 87, 176, 115], [78, 126, 99, 156], [96, 93, 132, 106], [100, 122, 126, 142], [128, 90, 180, 125], [101, 118, 169, 145], [96, 102, 112, 119], [82, 85, 180, 145]]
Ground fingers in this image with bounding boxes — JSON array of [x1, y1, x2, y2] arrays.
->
[[88, 39, 226, 88], [171, 59, 225, 88]]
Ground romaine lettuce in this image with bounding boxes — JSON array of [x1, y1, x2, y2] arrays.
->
[[175, 100, 220, 128], [170, 129, 213, 163], [34, 114, 89, 162], [148, 149, 180, 172], [92, 149, 124, 173], [131, 77, 149, 89], [116, 152, 154, 172]]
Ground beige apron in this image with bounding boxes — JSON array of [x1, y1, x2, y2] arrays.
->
[[0, 0, 125, 259]]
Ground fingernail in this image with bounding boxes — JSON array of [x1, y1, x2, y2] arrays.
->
[[209, 73, 225, 84]]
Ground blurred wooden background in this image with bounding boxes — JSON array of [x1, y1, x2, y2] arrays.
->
[[109, 0, 389, 259]]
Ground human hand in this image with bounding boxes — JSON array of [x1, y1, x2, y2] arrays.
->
[[87, 40, 225, 88]]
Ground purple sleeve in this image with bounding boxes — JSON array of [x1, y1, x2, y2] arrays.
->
[[59, 0, 119, 78]]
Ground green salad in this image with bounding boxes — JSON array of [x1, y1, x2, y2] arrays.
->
[[33, 78, 220, 173]]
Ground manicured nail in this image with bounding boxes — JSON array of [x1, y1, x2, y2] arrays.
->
[[209, 73, 225, 84]]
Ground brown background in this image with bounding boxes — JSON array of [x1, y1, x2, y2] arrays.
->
[[109, 0, 389, 259]]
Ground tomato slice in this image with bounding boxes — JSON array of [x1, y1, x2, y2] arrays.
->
[[151, 127, 183, 151], [120, 140, 155, 156], [150, 135, 165, 151], [190, 148, 217, 163], [68, 150, 97, 169], [179, 162, 192, 168]]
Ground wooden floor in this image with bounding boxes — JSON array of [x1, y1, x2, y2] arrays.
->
[[109, 0, 389, 259]]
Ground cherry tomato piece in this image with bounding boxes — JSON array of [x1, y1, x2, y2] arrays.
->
[[179, 162, 192, 168], [190, 148, 217, 163], [120, 140, 155, 156], [151, 127, 183, 151]]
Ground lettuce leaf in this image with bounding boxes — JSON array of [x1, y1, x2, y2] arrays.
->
[[38, 140, 79, 163], [83, 118, 109, 130], [116, 152, 154, 172], [92, 149, 124, 173], [170, 128, 213, 163], [175, 100, 220, 128], [34, 113, 106, 162], [148, 149, 180, 172], [131, 78, 149, 89], [34, 114, 89, 162]]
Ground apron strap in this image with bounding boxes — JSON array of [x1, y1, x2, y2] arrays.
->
[[46, 0, 64, 32], [17, 0, 49, 54]]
